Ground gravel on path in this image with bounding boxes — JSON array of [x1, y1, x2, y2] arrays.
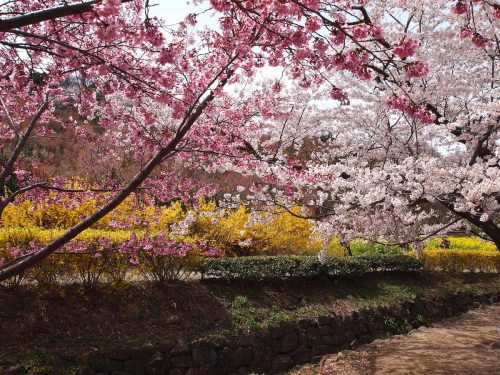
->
[[291, 304, 500, 375]]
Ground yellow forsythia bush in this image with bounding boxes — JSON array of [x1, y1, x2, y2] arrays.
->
[[0, 227, 134, 248], [425, 237, 496, 252], [1, 194, 324, 257], [421, 249, 500, 273], [191, 201, 322, 255], [248, 207, 323, 255], [1, 194, 163, 230], [0, 200, 38, 227], [191, 200, 249, 255]]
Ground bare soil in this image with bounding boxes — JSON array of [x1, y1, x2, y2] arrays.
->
[[292, 304, 500, 375]]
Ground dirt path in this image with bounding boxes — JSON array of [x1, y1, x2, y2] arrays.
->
[[292, 304, 500, 375]]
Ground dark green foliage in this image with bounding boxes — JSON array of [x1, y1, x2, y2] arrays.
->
[[197, 254, 422, 281]]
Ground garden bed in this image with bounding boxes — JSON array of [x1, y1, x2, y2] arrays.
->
[[0, 272, 499, 374]]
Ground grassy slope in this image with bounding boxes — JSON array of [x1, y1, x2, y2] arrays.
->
[[0, 272, 499, 374]]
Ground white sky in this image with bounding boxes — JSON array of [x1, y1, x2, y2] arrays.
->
[[150, 1, 283, 80], [151, 1, 217, 27]]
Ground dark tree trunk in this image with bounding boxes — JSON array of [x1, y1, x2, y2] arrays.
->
[[480, 220, 500, 251], [457, 214, 499, 251], [440, 201, 500, 251]]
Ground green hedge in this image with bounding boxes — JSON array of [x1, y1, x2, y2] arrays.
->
[[197, 254, 422, 281]]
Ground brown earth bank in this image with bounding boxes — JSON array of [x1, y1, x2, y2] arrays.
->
[[0, 272, 499, 374], [291, 304, 500, 375]]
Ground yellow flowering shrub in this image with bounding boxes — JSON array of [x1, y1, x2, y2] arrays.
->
[[425, 237, 496, 252], [192, 201, 251, 255], [191, 202, 322, 255], [421, 249, 500, 273], [1, 192, 163, 230], [3, 193, 498, 287], [0, 227, 134, 249], [1, 200, 38, 227], [0, 227, 138, 287], [153, 201, 186, 231], [1, 195, 325, 257], [248, 208, 323, 255]]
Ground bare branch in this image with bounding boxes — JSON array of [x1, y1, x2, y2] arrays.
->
[[0, 96, 19, 139], [0, 96, 49, 189]]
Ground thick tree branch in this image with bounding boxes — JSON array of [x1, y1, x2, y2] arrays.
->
[[0, 62, 236, 282], [0, 182, 47, 219], [468, 122, 498, 166], [438, 199, 500, 250], [0, 0, 131, 32]]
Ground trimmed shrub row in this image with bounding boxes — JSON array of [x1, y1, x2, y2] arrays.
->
[[197, 254, 422, 281]]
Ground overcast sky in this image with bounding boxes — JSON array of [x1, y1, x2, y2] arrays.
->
[[151, 1, 217, 27], [150, 1, 282, 80]]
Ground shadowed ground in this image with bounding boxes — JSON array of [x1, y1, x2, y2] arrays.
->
[[292, 304, 500, 375], [1, 273, 498, 374]]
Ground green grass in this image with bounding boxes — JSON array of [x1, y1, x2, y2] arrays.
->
[[230, 295, 264, 333], [4, 348, 80, 375]]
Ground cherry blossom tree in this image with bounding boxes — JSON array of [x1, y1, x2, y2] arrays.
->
[[1, 0, 498, 281], [0, 0, 244, 280], [215, 1, 500, 251]]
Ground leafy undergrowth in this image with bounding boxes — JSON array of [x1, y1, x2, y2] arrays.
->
[[0, 272, 499, 374]]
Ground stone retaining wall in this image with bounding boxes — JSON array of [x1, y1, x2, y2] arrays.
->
[[80, 291, 499, 375]]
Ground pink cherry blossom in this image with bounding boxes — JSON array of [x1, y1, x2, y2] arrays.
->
[[471, 33, 487, 48], [351, 24, 371, 40], [1, 0, 499, 281], [459, 26, 473, 38], [393, 39, 418, 59], [452, 1, 468, 15], [405, 61, 430, 78]]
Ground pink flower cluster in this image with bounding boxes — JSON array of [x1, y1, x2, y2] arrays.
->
[[405, 61, 430, 78], [305, 16, 322, 33], [460, 27, 488, 49], [209, 0, 231, 12], [330, 87, 350, 105], [7, 241, 39, 257], [118, 233, 222, 265], [388, 95, 436, 124], [451, 1, 468, 15], [351, 24, 371, 40], [471, 33, 487, 49], [5, 235, 223, 266], [349, 24, 383, 41], [459, 26, 473, 38], [95, 0, 122, 18], [331, 49, 371, 80], [392, 39, 418, 59]]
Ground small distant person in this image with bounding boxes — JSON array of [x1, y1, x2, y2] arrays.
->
[[439, 236, 450, 249], [401, 243, 411, 254], [340, 238, 352, 256]]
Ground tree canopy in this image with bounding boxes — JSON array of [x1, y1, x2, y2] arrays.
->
[[0, 0, 498, 281]]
